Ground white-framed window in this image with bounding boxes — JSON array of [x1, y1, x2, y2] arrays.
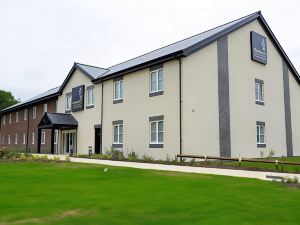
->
[[32, 133, 35, 145], [150, 120, 164, 144], [54, 130, 58, 144], [114, 80, 123, 100], [24, 109, 27, 121], [16, 112, 19, 123], [113, 124, 123, 144], [43, 104, 47, 113], [150, 68, 163, 93], [256, 122, 265, 144], [8, 135, 11, 145], [23, 133, 26, 145], [41, 131, 46, 144], [87, 88, 94, 106], [2, 115, 5, 125], [9, 113, 12, 124], [15, 134, 18, 144], [66, 95, 72, 111], [255, 80, 264, 102], [2, 136, 4, 144], [33, 107, 36, 119]]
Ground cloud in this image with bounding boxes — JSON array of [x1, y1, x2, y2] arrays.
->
[[0, 0, 299, 100]]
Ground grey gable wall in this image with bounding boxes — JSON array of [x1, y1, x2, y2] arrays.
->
[[217, 35, 231, 157], [283, 60, 294, 156]]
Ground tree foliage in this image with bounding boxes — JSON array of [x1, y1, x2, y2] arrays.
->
[[0, 90, 20, 110]]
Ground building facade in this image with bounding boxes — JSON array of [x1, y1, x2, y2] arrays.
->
[[1, 11, 300, 159], [0, 88, 58, 153]]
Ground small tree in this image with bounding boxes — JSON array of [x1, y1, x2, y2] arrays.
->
[[0, 90, 19, 110]]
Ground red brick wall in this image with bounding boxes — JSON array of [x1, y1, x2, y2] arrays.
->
[[0, 99, 57, 153]]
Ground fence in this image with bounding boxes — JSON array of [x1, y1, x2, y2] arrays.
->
[[176, 154, 300, 172]]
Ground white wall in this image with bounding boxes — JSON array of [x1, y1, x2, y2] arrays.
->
[[56, 69, 102, 154]]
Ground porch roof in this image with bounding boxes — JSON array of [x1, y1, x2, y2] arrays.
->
[[38, 112, 78, 129]]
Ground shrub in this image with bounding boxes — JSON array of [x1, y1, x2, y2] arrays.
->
[[53, 156, 60, 161], [128, 151, 139, 161], [293, 176, 299, 184], [260, 150, 264, 158], [268, 149, 275, 158], [65, 156, 70, 162], [142, 154, 154, 162], [105, 146, 124, 160], [165, 154, 171, 162]]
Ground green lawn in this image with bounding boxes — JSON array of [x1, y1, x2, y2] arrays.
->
[[0, 162, 300, 225]]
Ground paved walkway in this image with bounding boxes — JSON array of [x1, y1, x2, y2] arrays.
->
[[35, 154, 300, 181]]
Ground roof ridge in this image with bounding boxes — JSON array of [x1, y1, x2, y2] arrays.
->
[[105, 11, 260, 70], [75, 62, 108, 70]]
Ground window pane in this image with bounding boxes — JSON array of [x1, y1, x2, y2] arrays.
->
[[158, 79, 163, 91], [151, 132, 156, 143], [260, 126, 265, 135], [151, 81, 157, 92], [260, 134, 264, 143], [151, 122, 157, 142], [114, 126, 118, 143], [158, 121, 163, 132], [158, 131, 163, 143], [119, 125, 123, 134], [120, 81, 123, 98], [91, 90, 94, 104], [119, 133, 123, 143], [158, 70, 163, 81], [114, 82, 120, 99]]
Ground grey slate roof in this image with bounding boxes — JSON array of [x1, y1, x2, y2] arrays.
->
[[1, 86, 60, 114], [99, 12, 257, 78], [45, 112, 78, 126], [75, 63, 108, 79]]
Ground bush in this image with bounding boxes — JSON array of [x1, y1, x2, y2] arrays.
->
[[128, 151, 139, 161], [142, 154, 154, 162], [105, 146, 124, 160], [268, 149, 275, 158]]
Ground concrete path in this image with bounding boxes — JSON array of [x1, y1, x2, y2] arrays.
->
[[34, 154, 300, 181]]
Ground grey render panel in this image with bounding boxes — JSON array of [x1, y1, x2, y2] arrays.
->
[[256, 121, 265, 126], [150, 64, 163, 71], [113, 76, 123, 82], [255, 78, 264, 84], [149, 144, 164, 148], [86, 85, 95, 90], [282, 60, 293, 156], [149, 115, 164, 121], [113, 99, 123, 104], [149, 91, 164, 97], [112, 144, 123, 148], [112, 120, 123, 125], [217, 35, 231, 157]]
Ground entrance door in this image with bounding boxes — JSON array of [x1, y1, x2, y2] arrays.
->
[[63, 131, 76, 155], [95, 128, 101, 154]]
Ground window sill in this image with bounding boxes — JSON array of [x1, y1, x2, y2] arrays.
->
[[86, 105, 94, 109], [149, 91, 163, 97], [149, 143, 164, 148], [65, 110, 71, 113], [112, 143, 123, 148], [255, 101, 265, 106], [113, 99, 123, 104], [257, 143, 266, 148]]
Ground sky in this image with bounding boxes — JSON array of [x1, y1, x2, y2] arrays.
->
[[1, 0, 300, 101]]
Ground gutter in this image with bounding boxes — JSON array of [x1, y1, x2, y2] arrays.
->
[[100, 81, 104, 154], [177, 57, 183, 157]]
